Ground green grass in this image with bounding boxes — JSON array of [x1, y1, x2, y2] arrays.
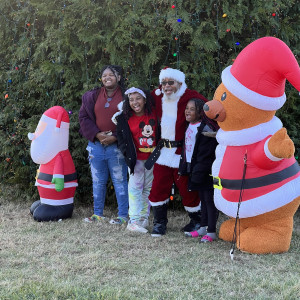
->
[[0, 199, 299, 300]]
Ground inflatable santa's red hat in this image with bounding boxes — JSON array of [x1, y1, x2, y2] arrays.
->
[[221, 37, 300, 111], [43, 106, 70, 132]]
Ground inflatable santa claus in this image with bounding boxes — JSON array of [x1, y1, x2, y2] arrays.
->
[[28, 106, 78, 221]]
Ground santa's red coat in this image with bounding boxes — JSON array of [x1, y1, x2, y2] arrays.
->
[[151, 88, 207, 155]]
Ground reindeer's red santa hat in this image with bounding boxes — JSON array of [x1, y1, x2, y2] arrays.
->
[[221, 37, 300, 111]]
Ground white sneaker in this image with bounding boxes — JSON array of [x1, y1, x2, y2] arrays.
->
[[138, 218, 149, 229], [151, 233, 163, 237], [127, 222, 148, 233]]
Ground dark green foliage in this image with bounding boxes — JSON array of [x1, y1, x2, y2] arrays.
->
[[0, 0, 299, 203]]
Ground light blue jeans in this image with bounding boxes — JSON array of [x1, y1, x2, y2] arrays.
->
[[128, 160, 153, 223], [87, 141, 128, 218]]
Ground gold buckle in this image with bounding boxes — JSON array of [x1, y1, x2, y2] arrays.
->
[[35, 169, 40, 180], [164, 139, 172, 148], [212, 175, 223, 190]]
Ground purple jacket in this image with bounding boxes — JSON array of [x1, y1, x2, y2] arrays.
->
[[79, 88, 101, 142]]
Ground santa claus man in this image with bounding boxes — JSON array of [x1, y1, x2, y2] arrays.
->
[[145, 67, 208, 236], [28, 106, 78, 221]]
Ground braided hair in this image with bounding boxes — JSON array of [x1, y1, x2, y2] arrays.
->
[[100, 65, 126, 95], [188, 98, 219, 131], [122, 87, 154, 121]]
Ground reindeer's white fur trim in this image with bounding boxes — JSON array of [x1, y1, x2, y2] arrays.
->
[[216, 116, 282, 146]]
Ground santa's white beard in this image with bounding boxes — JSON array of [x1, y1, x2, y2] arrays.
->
[[30, 129, 69, 164], [163, 92, 179, 102]]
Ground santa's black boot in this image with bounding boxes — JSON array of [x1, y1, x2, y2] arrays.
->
[[181, 211, 201, 232], [30, 200, 41, 215], [151, 204, 168, 237]]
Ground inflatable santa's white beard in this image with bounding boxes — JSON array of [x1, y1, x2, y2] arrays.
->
[[29, 116, 69, 164]]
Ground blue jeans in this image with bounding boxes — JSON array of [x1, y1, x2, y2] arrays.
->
[[87, 141, 128, 218]]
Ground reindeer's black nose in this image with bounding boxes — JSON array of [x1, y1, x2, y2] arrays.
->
[[203, 104, 209, 111]]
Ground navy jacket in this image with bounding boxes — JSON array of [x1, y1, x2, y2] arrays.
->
[[178, 121, 218, 191], [115, 112, 137, 174]]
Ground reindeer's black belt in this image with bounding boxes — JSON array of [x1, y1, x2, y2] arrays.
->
[[213, 161, 299, 190]]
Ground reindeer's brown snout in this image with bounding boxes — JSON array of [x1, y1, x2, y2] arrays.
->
[[204, 100, 226, 122]]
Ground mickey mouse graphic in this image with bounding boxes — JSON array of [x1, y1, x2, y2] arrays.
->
[[139, 119, 155, 149]]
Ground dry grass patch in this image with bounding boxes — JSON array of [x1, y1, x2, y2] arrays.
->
[[0, 199, 299, 299]]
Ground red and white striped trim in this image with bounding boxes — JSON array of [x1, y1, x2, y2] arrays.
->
[[35, 182, 78, 188], [40, 197, 73, 206], [222, 66, 286, 111]]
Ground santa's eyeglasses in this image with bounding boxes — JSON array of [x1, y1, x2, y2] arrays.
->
[[104, 97, 113, 108], [161, 80, 176, 86]]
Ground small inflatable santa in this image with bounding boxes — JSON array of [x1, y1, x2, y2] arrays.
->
[[28, 106, 78, 221]]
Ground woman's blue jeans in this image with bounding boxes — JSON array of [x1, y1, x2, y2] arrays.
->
[[87, 141, 128, 218]]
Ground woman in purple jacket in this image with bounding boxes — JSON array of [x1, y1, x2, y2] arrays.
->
[[79, 65, 129, 224]]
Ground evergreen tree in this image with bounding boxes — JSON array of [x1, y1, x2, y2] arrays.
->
[[0, 0, 299, 203]]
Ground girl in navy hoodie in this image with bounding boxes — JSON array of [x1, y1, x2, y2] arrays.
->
[[179, 98, 219, 242]]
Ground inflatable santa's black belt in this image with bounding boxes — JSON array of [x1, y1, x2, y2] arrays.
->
[[144, 139, 182, 170], [37, 172, 77, 182], [213, 161, 299, 190]]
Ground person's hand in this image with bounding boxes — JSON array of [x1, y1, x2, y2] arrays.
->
[[96, 131, 108, 143], [96, 131, 116, 145], [101, 135, 117, 145]]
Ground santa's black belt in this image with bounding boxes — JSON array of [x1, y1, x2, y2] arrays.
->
[[37, 172, 77, 182], [213, 161, 299, 190], [144, 139, 182, 170]]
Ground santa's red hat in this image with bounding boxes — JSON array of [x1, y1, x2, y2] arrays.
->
[[43, 106, 70, 131], [222, 37, 300, 111], [155, 67, 186, 96]]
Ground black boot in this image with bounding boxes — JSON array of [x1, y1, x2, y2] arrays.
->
[[30, 200, 41, 215], [181, 211, 201, 232], [151, 204, 168, 237], [33, 203, 74, 222]]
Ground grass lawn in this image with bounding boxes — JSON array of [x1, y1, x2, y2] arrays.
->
[[0, 198, 299, 300]]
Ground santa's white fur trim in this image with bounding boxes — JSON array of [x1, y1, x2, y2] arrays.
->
[[159, 68, 185, 84], [222, 66, 286, 111], [149, 199, 169, 206], [184, 203, 201, 213], [155, 89, 162, 96]]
